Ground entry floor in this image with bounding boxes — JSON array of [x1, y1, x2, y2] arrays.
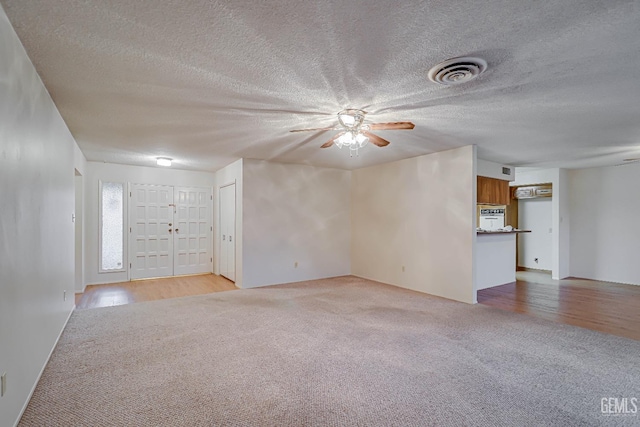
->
[[478, 270, 640, 341], [75, 274, 237, 310]]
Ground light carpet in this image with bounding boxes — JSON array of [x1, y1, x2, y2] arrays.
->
[[19, 276, 640, 426]]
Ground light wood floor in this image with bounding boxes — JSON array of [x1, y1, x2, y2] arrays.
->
[[75, 274, 237, 310], [478, 271, 640, 341]]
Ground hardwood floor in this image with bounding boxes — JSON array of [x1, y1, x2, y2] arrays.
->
[[478, 271, 640, 341], [75, 274, 237, 310]]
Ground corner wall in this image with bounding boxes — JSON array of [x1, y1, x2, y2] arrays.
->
[[242, 160, 351, 288], [0, 7, 76, 425], [569, 163, 640, 285], [351, 146, 477, 304]]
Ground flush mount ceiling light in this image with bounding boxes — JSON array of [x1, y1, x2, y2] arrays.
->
[[428, 56, 488, 86], [156, 157, 172, 167]]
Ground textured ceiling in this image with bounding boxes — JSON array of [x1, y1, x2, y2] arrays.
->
[[2, 0, 640, 171]]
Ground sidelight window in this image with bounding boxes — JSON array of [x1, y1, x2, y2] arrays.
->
[[99, 181, 125, 272]]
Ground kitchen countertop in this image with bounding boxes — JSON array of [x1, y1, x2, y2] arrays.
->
[[476, 230, 531, 234]]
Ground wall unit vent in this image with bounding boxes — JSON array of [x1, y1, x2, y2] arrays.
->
[[502, 167, 512, 176]]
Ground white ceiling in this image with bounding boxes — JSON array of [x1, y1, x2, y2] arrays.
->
[[2, 0, 640, 171]]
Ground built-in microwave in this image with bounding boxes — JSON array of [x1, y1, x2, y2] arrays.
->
[[479, 207, 505, 230]]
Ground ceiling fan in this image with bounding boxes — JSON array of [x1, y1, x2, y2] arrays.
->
[[290, 109, 415, 155]]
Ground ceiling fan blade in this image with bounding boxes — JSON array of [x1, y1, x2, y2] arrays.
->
[[368, 122, 415, 130], [290, 127, 337, 133], [321, 132, 345, 148], [363, 131, 391, 147]]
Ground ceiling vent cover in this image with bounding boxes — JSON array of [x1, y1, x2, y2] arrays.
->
[[428, 57, 488, 85]]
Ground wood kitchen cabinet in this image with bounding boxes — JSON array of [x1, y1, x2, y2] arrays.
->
[[477, 176, 510, 205]]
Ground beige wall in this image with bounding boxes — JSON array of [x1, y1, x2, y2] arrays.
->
[[351, 145, 477, 303], [242, 160, 351, 288], [569, 163, 640, 285], [0, 6, 77, 425]]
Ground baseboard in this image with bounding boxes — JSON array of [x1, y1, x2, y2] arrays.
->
[[517, 266, 551, 273], [351, 274, 476, 305], [13, 306, 75, 427]]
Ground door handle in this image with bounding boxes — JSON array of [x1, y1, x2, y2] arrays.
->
[[168, 229, 172, 233], [175, 228, 179, 234], [229, 235, 232, 242]]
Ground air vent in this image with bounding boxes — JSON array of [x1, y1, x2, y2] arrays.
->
[[502, 167, 512, 176], [428, 57, 488, 86]]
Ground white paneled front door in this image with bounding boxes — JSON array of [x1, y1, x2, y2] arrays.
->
[[129, 184, 212, 280], [174, 187, 212, 276], [130, 184, 174, 279]]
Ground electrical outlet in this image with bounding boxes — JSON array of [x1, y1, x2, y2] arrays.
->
[[534, 258, 539, 263], [1, 372, 6, 397], [294, 261, 298, 268]]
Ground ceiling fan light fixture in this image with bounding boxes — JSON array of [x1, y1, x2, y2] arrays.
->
[[338, 109, 366, 129], [334, 131, 368, 156], [355, 132, 368, 145]]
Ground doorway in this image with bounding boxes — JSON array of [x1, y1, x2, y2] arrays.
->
[[219, 183, 236, 282], [129, 184, 212, 280], [517, 197, 552, 271]]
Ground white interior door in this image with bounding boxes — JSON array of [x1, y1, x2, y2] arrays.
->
[[174, 187, 212, 276], [130, 184, 174, 279], [219, 183, 236, 282]]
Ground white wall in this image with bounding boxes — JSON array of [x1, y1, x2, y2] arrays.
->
[[73, 143, 87, 292], [569, 163, 640, 285], [351, 146, 477, 304], [242, 160, 351, 288], [213, 159, 243, 287], [517, 198, 553, 270], [0, 7, 77, 425], [511, 168, 570, 279], [477, 159, 515, 181], [85, 162, 215, 285], [477, 234, 517, 290], [74, 173, 85, 292]]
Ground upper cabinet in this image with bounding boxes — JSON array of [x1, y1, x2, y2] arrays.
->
[[477, 176, 510, 205]]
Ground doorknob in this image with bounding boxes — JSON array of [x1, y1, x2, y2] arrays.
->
[[229, 235, 232, 242], [223, 235, 226, 241], [168, 229, 172, 233], [175, 228, 179, 234]]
